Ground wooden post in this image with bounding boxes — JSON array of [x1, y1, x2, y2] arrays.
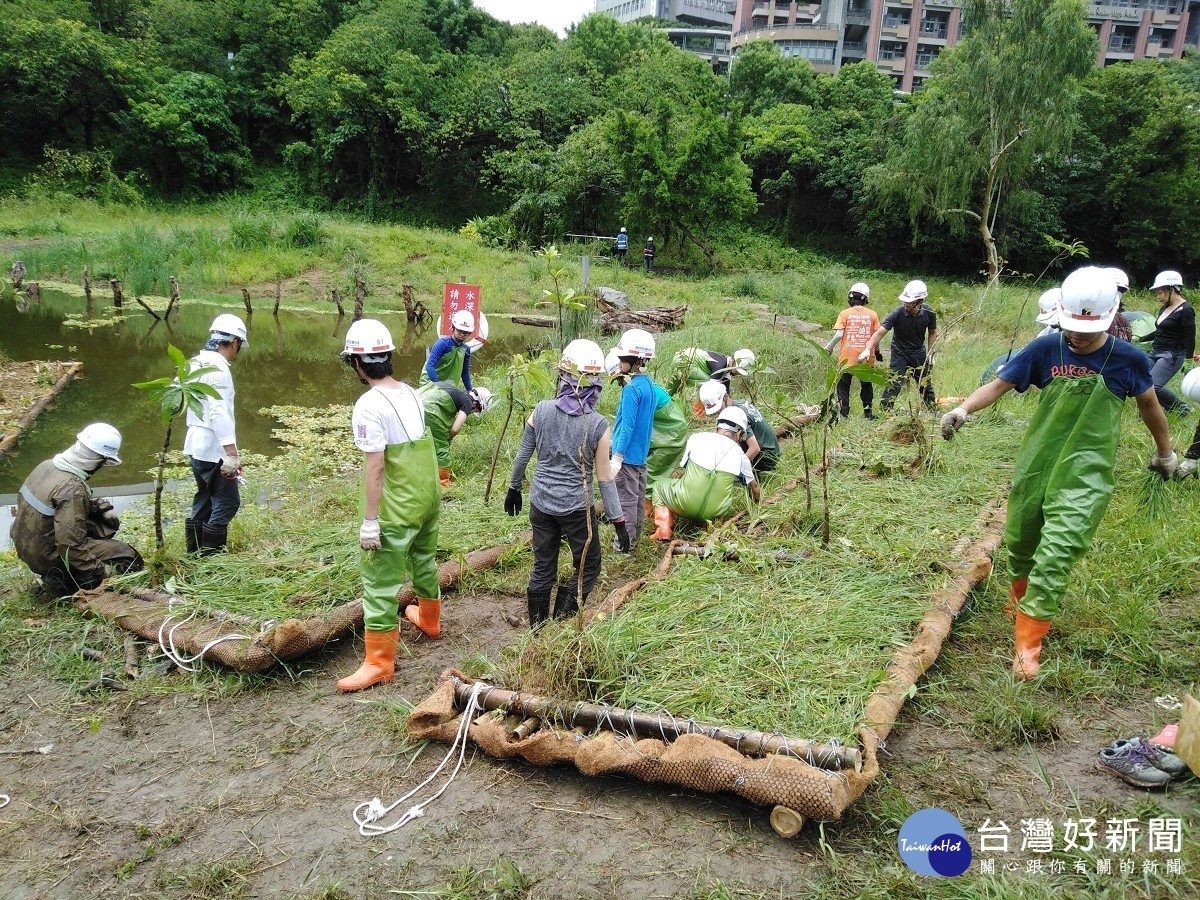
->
[[242, 287, 252, 316], [9, 260, 25, 289], [165, 276, 181, 318], [83, 267, 94, 313], [331, 288, 344, 317], [273, 273, 281, 316], [110, 279, 123, 308], [26, 282, 40, 304], [136, 297, 161, 321], [353, 267, 366, 321]]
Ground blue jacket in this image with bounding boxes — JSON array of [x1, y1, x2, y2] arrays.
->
[[425, 336, 472, 390], [611, 373, 656, 466]]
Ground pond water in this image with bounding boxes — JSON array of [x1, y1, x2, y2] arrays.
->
[[0, 289, 545, 495]]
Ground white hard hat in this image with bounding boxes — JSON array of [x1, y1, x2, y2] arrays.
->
[[560, 339, 605, 376], [715, 405, 749, 434], [76, 422, 122, 464], [899, 280, 928, 302], [1150, 270, 1184, 292], [469, 386, 494, 414], [1182, 367, 1200, 404], [619, 227, 626, 233], [210, 313, 248, 346], [451, 309, 475, 332], [699, 379, 728, 415], [604, 348, 622, 376], [1057, 266, 1119, 334], [732, 349, 756, 376], [849, 281, 870, 299], [1036, 288, 1062, 325], [615, 328, 656, 360], [1103, 267, 1129, 292], [341, 318, 395, 360]]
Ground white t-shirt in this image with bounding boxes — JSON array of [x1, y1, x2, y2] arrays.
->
[[351, 385, 426, 453], [680, 432, 755, 484]]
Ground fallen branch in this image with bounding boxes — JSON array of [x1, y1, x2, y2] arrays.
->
[[0, 362, 84, 460]]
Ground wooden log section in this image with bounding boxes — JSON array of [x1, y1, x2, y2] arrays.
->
[[449, 675, 862, 772]]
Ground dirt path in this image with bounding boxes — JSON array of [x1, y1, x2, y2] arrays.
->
[[1, 587, 1195, 898]]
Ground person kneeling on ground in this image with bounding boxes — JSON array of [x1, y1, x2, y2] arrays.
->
[[649, 406, 761, 541], [697, 380, 780, 474], [940, 266, 1175, 681], [505, 340, 630, 627], [11, 423, 143, 595]]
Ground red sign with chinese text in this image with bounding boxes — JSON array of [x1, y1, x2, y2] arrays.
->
[[441, 284, 481, 338]]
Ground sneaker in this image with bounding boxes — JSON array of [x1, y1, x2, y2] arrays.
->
[[1096, 742, 1173, 788], [1115, 738, 1189, 778]]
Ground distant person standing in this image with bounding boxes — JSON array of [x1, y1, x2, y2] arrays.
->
[[643, 236, 655, 273], [421, 309, 474, 392], [1104, 267, 1133, 342], [614, 227, 628, 265], [861, 280, 938, 411], [1141, 270, 1194, 415], [825, 281, 881, 419], [184, 313, 248, 555]]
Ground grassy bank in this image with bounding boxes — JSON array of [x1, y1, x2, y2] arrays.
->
[[1, 198, 1198, 897]]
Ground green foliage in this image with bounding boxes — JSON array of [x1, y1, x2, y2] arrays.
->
[[536, 244, 586, 348], [131, 343, 219, 426], [23, 148, 143, 206], [728, 40, 818, 115]]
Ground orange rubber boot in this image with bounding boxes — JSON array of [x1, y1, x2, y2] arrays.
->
[[405, 597, 442, 639], [1012, 611, 1051, 680], [649, 506, 674, 541], [337, 628, 398, 692], [1004, 577, 1029, 618], [644, 497, 654, 522], [438, 467, 453, 488]]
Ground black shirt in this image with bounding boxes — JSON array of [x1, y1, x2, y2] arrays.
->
[[881, 304, 937, 355], [1151, 301, 1195, 359]]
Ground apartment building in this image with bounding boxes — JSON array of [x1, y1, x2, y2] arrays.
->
[[725, 1, 1199, 92], [595, 0, 737, 73]]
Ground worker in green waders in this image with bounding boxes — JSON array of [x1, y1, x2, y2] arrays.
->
[[420, 309, 475, 391], [650, 406, 761, 541], [418, 380, 494, 487], [606, 350, 689, 526], [664, 347, 757, 416], [941, 266, 1176, 680], [338, 319, 443, 693]]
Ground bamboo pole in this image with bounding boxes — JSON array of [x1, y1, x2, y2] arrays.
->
[[449, 676, 862, 772]]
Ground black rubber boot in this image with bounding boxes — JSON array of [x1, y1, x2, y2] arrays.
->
[[185, 518, 203, 554], [552, 586, 579, 619], [200, 523, 228, 555], [526, 589, 551, 628]]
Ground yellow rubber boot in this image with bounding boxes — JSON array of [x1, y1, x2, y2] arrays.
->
[[649, 506, 673, 541], [1012, 611, 1051, 680], [405, 597, 442, 639], [337, 628, 398, 692], [438, 467, 453, 488], [1004, 577, 1029, 619]]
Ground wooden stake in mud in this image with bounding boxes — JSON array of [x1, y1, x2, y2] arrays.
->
[[448, 676, 862, 772], [331, 288, 344, 317], [274, 273, 281, 316], [353, 267, 366, 321], [10, 260, 25, 289], [26, 282, 39, 304], [83, 267, 94, 313], [241, 287, 253, 316], [111, 279, 123, 308]]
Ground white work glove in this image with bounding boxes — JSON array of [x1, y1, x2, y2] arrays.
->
[[220, 454, 241, 477], [857, 349, 870, 363], [1148, 450, 1178, 480], [102, 508, 121, 529], [1174, 458, 1198, 480], [610, 454, 623, 478], [359, 518, 381, 551], [940, 406, 968, 441]]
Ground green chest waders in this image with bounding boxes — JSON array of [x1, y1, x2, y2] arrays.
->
[[419, 343, 467, 390], [646, 399, 689, 486], [1006, 369, 1123, 620], [653, 464, 739, 523], [360, 433, 442, 631], [419, 384, 457, 467]]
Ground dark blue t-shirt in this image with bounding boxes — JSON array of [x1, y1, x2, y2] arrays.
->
[[999, 333, 1153, 400]]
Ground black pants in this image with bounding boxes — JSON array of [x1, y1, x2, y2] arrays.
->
[[881, 350, 935, 410], [189, 457, 241, 526], [836, 372, 874, 417], [528, 503, 601, 606]]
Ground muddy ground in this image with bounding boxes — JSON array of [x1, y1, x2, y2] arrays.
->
[[1, 581, 1195, 900]]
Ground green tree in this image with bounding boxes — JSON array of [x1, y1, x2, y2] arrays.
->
[[132, 344, 220, 550], [742, 104, 819, 230], [728, 40, 818, 116], [867, 0, 1095, 282]]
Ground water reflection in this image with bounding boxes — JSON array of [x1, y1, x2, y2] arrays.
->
[[0, 290, 545, 493]]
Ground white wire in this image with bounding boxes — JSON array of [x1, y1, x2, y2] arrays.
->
[[351, 681, 487, 837], [0, 795, 9, 809]]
